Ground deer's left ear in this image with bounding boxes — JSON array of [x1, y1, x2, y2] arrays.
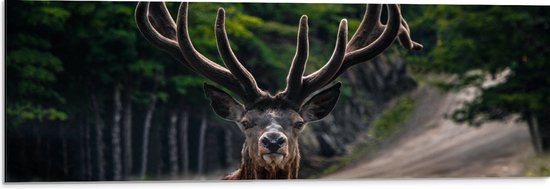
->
[[203, 83, 245, 121], [300, 82, 341, 122]]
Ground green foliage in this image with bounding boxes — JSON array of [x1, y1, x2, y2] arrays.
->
[[524, 154, 550, 177], [406, 5, 550, 125], [7, 103, 67, 124], [171, 75, 206, 95], [369, 96, 415, 140], [129, 60, 164, 78], [339, 79, 353, 98], [25, 4, 70, 31], [157, 92, 169, 103], [6, 1, 70, 126]]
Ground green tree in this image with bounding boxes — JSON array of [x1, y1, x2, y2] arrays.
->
[[6, 1, 69, 126], [407, 5, 550, 153]]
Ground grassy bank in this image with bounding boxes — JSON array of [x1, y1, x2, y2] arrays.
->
[[524, 154, 550, 177]]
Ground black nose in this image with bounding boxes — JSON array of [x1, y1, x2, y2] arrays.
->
[[261, 134, 286, 153]]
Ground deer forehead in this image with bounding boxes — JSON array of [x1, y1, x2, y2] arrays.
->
[[244, 109, 301, 126]]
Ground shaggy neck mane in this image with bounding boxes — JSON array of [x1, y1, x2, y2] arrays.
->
[[223, 145, 300, 179]]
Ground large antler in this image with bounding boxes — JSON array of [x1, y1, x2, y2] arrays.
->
[[135, 2, 266, 103], [136, 2, 421, 106], [281, 4, 422, 104]]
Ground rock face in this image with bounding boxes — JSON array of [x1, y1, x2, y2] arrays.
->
[[299, 52, 417, 164]]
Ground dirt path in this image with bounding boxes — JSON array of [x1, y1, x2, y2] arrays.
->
[[324, 85, 534, 179]]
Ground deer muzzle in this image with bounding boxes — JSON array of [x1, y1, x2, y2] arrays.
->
[[258, 132, 288, 165]]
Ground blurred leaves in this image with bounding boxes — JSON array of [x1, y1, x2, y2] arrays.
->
[[7, 1, 69, 125], [171, 75, 205, 95], [406, 5, 550, 125], [369, 96, 415, 140]]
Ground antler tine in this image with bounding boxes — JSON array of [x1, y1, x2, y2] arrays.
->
[[338, 4, 422, 79], [279, 5, 387, 104], [298, 19, 348, 103], [136, 2, 215, 76], [328, 4, 403, 82], [135, 2, 186, 68], [175, 2, 251, 101], [398, 14, 424, 50], [282, 15, 309, 102], [344, 5, 401, 67], [347, 4, 383, 52], [148, 2, 177, 39], [215, 8, 266, 101]]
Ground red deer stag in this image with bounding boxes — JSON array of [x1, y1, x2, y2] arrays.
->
[[135, 2, 422, 179]]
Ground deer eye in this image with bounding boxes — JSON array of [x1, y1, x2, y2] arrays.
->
[[241, 121, 254, 129], [294, 121, 305, 129]]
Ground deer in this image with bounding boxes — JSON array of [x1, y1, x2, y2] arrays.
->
[[135, 2, 422, 179]]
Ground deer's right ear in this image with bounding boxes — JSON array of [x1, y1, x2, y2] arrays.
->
[[203, 84, 245, 121]]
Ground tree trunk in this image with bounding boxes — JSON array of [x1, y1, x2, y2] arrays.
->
[[539, 115, 550, 152], [122, 90, 133, 179], [79, 120, 86, 180], [46, 128, 52, 180], [111, 84, 123, 181], [527, 113, 543, 154], [197, 112, 208, 175], [91, 95, 105, 181], [80, 120, 91, 181], [179, 110, 189, 176], [225, 128, 233, 166], [139, 93, 158, 179], [168, 112, 179, 178], [85, 119, 92, 180], [60, 123, 69, 177], [33, 121, 42, 177]]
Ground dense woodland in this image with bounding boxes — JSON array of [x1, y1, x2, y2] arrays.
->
[[5, 1, 550, 181]]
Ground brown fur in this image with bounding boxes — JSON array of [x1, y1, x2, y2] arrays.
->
[[223, 145, 300, 180], [216, 84, 341, 180]]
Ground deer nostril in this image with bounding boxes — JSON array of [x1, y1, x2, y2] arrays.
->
[[261, 137, 271, 146], [261, 135, 286, 153], [276, 137, 286, 146]]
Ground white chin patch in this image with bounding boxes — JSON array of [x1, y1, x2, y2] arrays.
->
[[262, 154, 284, 164]]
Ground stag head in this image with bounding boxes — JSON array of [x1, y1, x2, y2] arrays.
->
[[135, 2, 421, 179]]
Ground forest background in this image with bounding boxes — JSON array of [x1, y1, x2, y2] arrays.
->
[[5, 0, 550, 181]]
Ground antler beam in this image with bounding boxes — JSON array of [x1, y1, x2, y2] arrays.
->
[[136, 2, 422, 106]]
